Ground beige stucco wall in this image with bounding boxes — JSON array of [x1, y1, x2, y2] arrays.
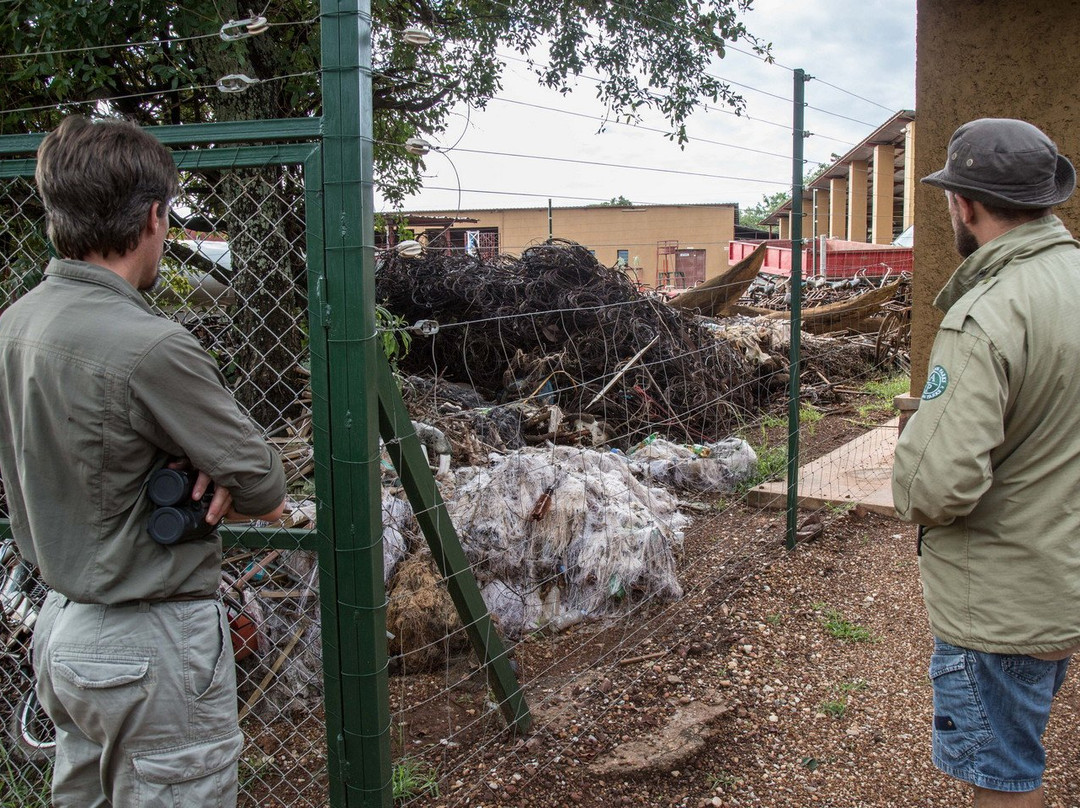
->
[[406, 204, 737, 285], [912, 0, 1080, 391]]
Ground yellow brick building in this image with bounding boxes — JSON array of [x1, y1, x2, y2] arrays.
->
[[393, 203, 739, 289]]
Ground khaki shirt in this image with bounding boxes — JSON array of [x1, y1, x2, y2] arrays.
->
[[0, 259, 286, 603], [892, 216, 1080, 655]]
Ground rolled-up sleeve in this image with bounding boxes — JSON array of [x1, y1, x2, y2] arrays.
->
[[128, 330, 286, 516], [892, 322, 1008, 526]]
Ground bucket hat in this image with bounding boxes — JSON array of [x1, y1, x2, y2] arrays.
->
[[922, 118, 1075, 209]]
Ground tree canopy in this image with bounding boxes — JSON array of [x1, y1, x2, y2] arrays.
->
[[1, 0, 767, 203], [739, 190, 789, 227], [739, 154, 844, 226]]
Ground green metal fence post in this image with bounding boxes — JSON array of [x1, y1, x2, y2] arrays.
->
[[785, 69, 810, 550], [318, 1, 392, 806]]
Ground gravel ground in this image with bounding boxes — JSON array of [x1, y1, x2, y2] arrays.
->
[[402, 504, 1080, 808]]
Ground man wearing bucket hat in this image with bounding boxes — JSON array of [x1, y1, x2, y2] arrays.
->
[[893, 118, 1079, 806]]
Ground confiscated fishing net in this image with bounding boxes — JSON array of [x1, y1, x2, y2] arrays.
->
[[376, 241, 762, 446], [376, 445, 701, 640]]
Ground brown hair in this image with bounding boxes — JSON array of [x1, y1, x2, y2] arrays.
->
[[35, 116, 179, 260]]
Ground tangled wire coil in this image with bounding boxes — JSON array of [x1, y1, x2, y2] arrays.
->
[[376, 240, 765, 446]]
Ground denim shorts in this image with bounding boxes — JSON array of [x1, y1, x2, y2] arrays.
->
[[929, 637, 1070, 792]]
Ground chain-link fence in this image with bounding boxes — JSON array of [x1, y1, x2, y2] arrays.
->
[[0, 163, 328, 807]]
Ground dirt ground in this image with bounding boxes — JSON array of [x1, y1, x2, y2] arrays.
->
[[389, 413, 1080, 808]]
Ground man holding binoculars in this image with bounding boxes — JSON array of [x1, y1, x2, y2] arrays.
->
[[0, 116, 287, 807]]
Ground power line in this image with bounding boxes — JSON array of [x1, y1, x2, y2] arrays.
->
[[0, 17, 318, 61], [511, 0, 898, 124], [0, 31, 219, 61], [414, 179, 788, 208], [495, 51, 798, 137], [443, 145, 795, 186], [811, 77, 896, 113], [496, 51, 868, 147], [586, 0, 897, 117], [0, 71, 319, 120], [806, 104, 878, 128]]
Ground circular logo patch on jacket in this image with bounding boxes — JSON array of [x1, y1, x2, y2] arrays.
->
[[922, 365, 949, 400]]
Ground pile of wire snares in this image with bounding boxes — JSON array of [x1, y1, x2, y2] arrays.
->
[[376, 240, 764, 446]]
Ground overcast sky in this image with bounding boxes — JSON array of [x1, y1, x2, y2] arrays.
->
[[381, 0, 916, 214]]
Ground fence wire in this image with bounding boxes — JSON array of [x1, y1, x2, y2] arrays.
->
[[367, 239, 907, 806], [1, 160, 912, 807]]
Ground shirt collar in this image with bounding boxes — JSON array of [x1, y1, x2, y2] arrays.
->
[[44, 258, 156, 315], [934, 215, 1080, 313]]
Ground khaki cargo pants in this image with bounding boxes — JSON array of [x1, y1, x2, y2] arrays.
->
[[34, 591, 242, 807]]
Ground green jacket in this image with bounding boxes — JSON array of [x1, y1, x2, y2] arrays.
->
[[0, 259, 286, 603], [892, 216, 1080, 654]]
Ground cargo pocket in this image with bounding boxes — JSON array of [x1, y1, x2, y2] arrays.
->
[[928, 649, 993, 762], [132, 731, 243, 806], [52, 652, 151, 689]]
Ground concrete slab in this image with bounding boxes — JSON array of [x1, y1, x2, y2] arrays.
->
[[745, 418, 899, 517]]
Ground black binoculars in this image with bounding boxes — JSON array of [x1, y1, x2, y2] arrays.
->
[[146, 468, 217, 545]]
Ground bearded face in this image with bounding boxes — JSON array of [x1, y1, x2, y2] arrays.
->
[[948, 194, 980, 258], [953, 216, 979, 258]]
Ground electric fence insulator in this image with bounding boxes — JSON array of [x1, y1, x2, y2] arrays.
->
[[220, 17, 270, 41]]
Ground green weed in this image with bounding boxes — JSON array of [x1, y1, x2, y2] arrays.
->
[[707, 770, 739, 789], [238, 754, 275, 792], [376, 304, 413, 369], [735, 438, 787, 493], [856, 373, 910, 420], [1, 746, 51, 808], [838, 678, 869, 693], [393, 757, 439, 803], [824, 501, 855, 515], [820, 699, 847, 718], [799, 404, 823, 435], [759, 413, 785, 430], [822, 608, 877, 643]]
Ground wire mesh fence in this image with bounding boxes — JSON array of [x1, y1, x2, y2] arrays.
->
[[368, 240, 908, 805], [0, 150, 912, 805], [0, 165, 327, 808]]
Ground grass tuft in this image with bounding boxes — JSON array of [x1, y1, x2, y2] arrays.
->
[[393, 757, 439, 803], [821, 607, 877, 643]]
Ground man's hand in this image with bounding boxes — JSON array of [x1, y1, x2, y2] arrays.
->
[[167, 457, 284, 524], [166, 458, 233, 525], [191, 470, 233, 525]]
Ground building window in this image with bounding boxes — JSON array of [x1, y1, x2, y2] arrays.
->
[[616, 249, 629, 266], [425, 227, 499, 259]]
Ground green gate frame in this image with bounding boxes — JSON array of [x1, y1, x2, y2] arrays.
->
[[0, 2, 529, 805]]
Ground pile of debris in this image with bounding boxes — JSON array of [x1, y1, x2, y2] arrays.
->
[[380, 439, 759, 661], [377, 241, 760, 447], [157, 239, 910, 701]]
